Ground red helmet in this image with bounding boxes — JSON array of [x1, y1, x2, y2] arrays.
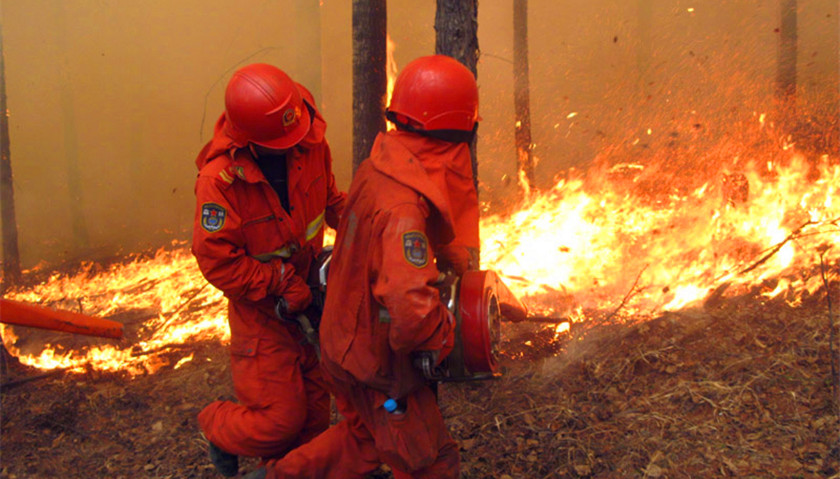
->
[[387, 55, 479, 132], [223, 63, 311, 149]]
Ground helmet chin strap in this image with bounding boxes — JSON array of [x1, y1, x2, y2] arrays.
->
[[385, 111, 478, 144]]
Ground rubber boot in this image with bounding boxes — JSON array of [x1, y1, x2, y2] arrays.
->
[[208, 441, 239, 477]]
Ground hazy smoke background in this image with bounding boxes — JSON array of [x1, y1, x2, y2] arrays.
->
[[1, 0, 837, 269]]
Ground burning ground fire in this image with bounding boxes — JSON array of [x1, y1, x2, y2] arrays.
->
[[1, 114, 838, 375], [1, 245, 228, 375], [485, 151, 839, 318]]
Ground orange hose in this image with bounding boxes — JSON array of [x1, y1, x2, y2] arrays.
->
[[0, 298, 123, 339]]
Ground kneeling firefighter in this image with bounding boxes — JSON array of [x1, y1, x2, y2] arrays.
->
[[192, 63, 346, 476], [244, 54, 482, 479]]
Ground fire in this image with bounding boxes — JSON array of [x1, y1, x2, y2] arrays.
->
[[2, 243, 227, 375], [1, 113, 837, 375], [482, 116, 839, 319], [385, 34, 398, 131]]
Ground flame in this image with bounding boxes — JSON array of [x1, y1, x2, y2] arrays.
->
[[2, 112, 838, 374], [385, 34, 398, 131], [174, 353, 194, 370], [482, 117, 839, 318], [2, 243, 227, 375]]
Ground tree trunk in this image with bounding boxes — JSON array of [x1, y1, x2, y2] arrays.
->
[[0, 23, 22, 285], [513, 0, 534, 190], [776, 0, 797, 114], [436, 0, 480, 268], [351, 0, 387, 172], [435, 0, 479, 191]]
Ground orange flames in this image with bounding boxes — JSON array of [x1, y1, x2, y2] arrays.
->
[[385, 34, 398, 131], [2, 243, 227, 375], [484, 155, 838, 318], [484, 115, 839, 320], [1, 113, 838, 375]]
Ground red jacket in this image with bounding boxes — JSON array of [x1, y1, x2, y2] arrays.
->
[[320, 130, 477, 399], [192, 88, 345, 337]]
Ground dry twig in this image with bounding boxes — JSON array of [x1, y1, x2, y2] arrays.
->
[[154, 283, 212, 332], [738, 215, 840, 276], [0, 368, 68, 389], [604, 265, 648, 323]]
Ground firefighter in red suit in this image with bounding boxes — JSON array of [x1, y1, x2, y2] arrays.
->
[[243, 55, 481, 479], [192, 63, 346, 477]]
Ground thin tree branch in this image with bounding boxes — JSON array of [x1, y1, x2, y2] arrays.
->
[[738, 219, 815, 275], [605, 265, 648, 322]]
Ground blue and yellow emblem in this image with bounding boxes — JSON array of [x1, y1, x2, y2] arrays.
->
[[402, 231, 428, 268], [201, 203, 226, 233]]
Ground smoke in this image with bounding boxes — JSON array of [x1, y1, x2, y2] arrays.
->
[[1, 0, 837, 270]]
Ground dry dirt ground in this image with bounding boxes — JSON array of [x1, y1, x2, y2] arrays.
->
[[2, 266, 840, 479]]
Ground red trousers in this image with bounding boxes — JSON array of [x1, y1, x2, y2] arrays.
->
[[198, 335, 329, 459], [264, 380, 459, 478]]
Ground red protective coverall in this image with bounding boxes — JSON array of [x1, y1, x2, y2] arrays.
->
[[263, 130, 479, 478], [192, 85, 345, 459]]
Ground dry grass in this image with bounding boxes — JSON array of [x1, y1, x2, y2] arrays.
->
[[2, 264, 839, 478]]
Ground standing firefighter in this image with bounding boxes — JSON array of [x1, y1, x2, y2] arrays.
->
[[192, 63, 346, 476], [247, 54, 481, 479]]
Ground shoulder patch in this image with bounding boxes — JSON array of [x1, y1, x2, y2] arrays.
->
[[402, 231, 428, 268], [200, 203, 227, 233]]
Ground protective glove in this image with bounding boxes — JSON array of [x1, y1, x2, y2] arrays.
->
[[437, 245, 479, 275], [274, 273, 312, 318]]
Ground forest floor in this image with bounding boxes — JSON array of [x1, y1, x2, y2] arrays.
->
[[2, 264, 840, 479]]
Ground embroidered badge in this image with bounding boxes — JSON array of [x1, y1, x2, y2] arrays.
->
[[200, 203, 226, 233], [282, 107, 300, 127], [402, 231, 428, 268]]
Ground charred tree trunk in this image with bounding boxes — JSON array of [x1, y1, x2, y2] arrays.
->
[[436, 0, 480, 268], [513, 0, 534, 190], [351, 0, 387, 172], [0, 23, 22, 285], [435, 0, 479, 74], [435, 0, 479, 190], [776, 0, 797, 115]]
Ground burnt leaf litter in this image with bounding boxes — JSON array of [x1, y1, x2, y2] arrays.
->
[[2, 261, 839, 478]]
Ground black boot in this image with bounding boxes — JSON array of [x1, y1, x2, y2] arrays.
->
[[208, 441, 239, 477], [242, 467, 268, 479]]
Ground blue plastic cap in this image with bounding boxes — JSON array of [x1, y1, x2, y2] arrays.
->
[[383, 398, 398, 412]]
